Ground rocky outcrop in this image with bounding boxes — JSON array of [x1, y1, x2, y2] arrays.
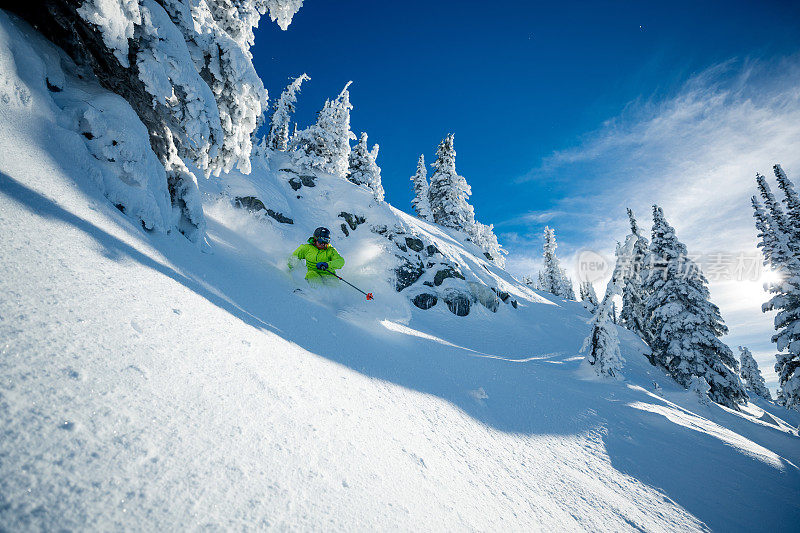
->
[[434, 266, 465, 286], [412, 293, 438, 310], [442, 290, 471, 317], [234, 196, 293, 224], [395, 258, 425, 291], [405, 237, 424, 252], [280, 169, 318, 191]]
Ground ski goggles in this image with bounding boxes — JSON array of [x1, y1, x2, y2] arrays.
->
[[315, 237, 330, 245]]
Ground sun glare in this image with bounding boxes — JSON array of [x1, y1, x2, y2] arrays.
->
[[760, 269, 783, 286]]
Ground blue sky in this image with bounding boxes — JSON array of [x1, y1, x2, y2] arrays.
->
[[252, 1, 800, 387]]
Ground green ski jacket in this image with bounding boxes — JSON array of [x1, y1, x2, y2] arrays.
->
[[289, 238, 345, 282]]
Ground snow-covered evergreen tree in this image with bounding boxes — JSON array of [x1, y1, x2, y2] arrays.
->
[[469, 222, 506, 268], [539, 227, 575, 299], [620, 208, 650, 341], [428, 134, 475, 230], [643, 205, 747, 408], [774, 164, 800, 243], [756, 173, 799, 260], [579, 281, 599, 312], [15, 0, 305, 242], [738, 346, 772, 400], [584, 303, 623, 378], [290, 82, 355, 178], [583, 237, 636, 377], [410, 155, 433, 221], [690, 375, 712, 405], [751, 174, 800, 410], [149, 0, 304, 175], [347, 132, 385, 201], [269, 73, 310, 151]]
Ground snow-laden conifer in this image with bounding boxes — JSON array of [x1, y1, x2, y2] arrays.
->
[[291, 82, 355, 178], [269, 74, 310, 151], [537, 270, 546, 291], [347, 132, 385, 201], [774, 165, 800, 245], [428, 134, 475, 230], [583, 237, 636, 377], [410, 155, 433, 221], [756, 173, 799, 259], [620, 208, 650, 341], [738, 346, 772, 400], [469, 222, 506, 268], [642, 206, 747, 408], [690, 376, 712, 405], [751, 176, 800, 410], [38, 0, 305, 241], [539, 227, 575, 299], [152, 0, 303, 175], [579, 281, 599, 312]]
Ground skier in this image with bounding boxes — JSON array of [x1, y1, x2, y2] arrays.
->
[[288, 227, 345, 285]]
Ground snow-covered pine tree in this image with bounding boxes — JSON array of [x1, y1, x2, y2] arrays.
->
[[410, 155, 433, 221], [269, 73, 310, 151], [756, 173, 800, 259], [690, 375, 712, 405], [584, 302, 623, 378], [583, 237, 636, 377], [774, 164, 800, 243], [469, 222, 507, 268], [10, 0, 305, 242], [751, 176, 800, 410], [428, 134, 475, 231], [539, 227, 575, 299], [537, 270, 547, 291], [620, 208, 650, 341], [560, 270, 576, 300], [347, 132, 385, 202], [643, 205, 747, 408], [738, 346, 772, 400], [291, 82, 355, 179], [579, 281, 599, 312]]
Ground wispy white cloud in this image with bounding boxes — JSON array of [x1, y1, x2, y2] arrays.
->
[[506, 55, 800, 389]]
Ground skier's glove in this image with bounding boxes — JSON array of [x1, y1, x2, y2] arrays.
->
[[316, 262, 329, 271]]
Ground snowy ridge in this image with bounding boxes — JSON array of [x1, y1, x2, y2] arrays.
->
[[1, 11, 800, 531]]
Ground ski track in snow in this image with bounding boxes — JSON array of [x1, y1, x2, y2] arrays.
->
[[1, 11, 800, 532]]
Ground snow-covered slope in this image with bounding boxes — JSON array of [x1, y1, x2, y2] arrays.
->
[[1, 11, 799, 532]]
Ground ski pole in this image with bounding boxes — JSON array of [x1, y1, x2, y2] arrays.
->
[[324, 271, 373, 300]]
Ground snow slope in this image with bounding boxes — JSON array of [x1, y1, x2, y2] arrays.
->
[[2, 11, 799, 532]]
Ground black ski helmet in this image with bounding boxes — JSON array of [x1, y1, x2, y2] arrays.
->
[[313, 226, 331, 243]]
